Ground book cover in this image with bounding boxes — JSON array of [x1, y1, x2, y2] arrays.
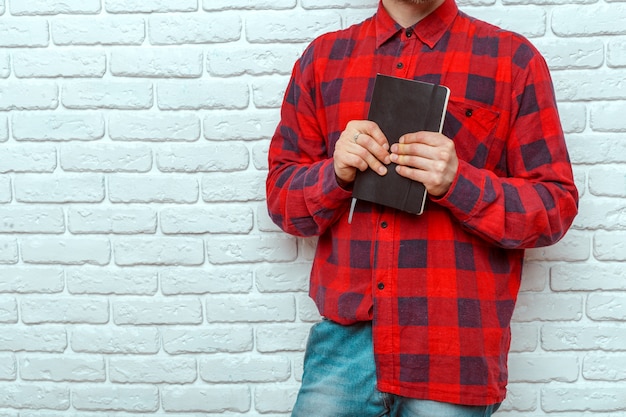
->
[[349, 74, 450, 222]]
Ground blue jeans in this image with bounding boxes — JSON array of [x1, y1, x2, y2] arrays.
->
[[292, 319, 500, 417]]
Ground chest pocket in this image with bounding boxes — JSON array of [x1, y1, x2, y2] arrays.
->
[[443, 99, 505, 175]]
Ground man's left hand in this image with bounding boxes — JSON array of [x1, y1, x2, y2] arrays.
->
[[390, 131, 459, 197]]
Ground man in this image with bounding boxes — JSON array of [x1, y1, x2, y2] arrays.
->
[[266, 0, 579, 415]]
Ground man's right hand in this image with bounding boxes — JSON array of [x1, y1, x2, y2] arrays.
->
[[333, 120, 391, 187]]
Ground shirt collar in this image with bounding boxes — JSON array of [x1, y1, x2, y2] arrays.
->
[[375, 0, 458, 49]]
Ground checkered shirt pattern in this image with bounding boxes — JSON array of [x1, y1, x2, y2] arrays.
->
[[266, 0, 578, 406]]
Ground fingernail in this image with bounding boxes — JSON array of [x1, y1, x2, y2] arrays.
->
[[378, 166, 387, 175], [390, 154, 397, 162]]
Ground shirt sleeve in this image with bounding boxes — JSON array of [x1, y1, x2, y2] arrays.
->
[[435, 48, 579, 249], [266, 45, 353, 237]]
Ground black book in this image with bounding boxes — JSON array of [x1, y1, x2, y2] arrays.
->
[[348, 74, 450, 223]]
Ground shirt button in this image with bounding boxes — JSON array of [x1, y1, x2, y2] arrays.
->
[[465, 109, 473, 117], [406, 29, 413, 38], [378, 282, 385, 290], [381, 221, 388, 229], [396, 62, 404, 69]]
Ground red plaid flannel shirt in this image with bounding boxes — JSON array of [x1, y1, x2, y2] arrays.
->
[[266, 0, 578, 406]]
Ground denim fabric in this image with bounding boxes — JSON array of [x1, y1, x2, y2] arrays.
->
[[292, 319, 500, 417]]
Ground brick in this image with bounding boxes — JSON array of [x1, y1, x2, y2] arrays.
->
[[608, 38, 626, 68], [73, 385, 159, 412], [199, 354, 290, 382], [524, 230, 590, 262], [567, 134, 626, 164], [542, 324, 626, 351], [594, 231, 626, 261], [201, 172, 266, 202], [20, 355, 105, 382], [0, 298, 17, 323], [114, 237, 204, 266], [583, 353, 626, 381], [553, 4, 626, 36], [67, 268, 158, 295], [160, 266, 253, 295], [12, 113, 105, 141], [109, 112, 200, 141], [0, 238, 17, 265], [463, 6, 546, 37], [21, 237, 110, 265], [499, 383, 539, 412], [62, 81, 153, 109], [61, 144, 152, 173], [0, 52, 8, 78], [254, 384, 299, 413], [0, 19, 49, 47], [161, 385, 250, 413], [552, 263, 626, 291], [206, 295, 295, 323], [558, 103, 587, 134], [591, 101, 626, 132], [255, 263, 311, 293], [519, 262, 548, 292], [113, 298, 203, 325], [252, 76, 289, 109], [0, 384, 69, 410], [53, 17, 145, 45], [541, 384, 626, 412], [161, 206, 253, 234], [512, 293, 583, 322], [0, 353, 16, 380], [204, 110, 279, 140], [110, 357, 196, 383], [0, 177, 10, 203], [149, 14, 241, 44], [298, 294, 322, 322], [21, 297, 109, 324], [534, 38, 604, 70], [108, 176, 198, 203], [510, 324, 539, 352], [573, 197, 626, 230], [252, 141, 270, 171], [0, 83, 58, 110], [508, 353, 579, 382], [553, 70, 626, 101], [14, 175, 105, 203], [0, 326, 67, 352], [257, 203, 282, 233], [256, 324, 312, 353], [157, 80, 248, 109], [68, 207, 157, 234], [246, 11, 342, 43], [0, 115, 6, 142], [207, 235, 297, 264], [0, 267, 64, 293], [203, 0, 296, 10], [162, 325, 253, 354], [71, 326, 160, 354], [587, 292, 626, 321], [0, 145, 57, 173], [110, 48, 203, 78], [207, 45, 303, 76], [13, 50, 105, 78], [105, 0, 197, 13], [156, 143, 249, 172], [10, 0, 101, 15], [0, 207, 64, 233]]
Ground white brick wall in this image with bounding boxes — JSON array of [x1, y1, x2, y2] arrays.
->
[[0, 0, 623, 415]]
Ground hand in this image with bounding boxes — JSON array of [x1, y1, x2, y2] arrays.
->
[[390, 131, 459, 197], [333, 120, 392, 186]]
